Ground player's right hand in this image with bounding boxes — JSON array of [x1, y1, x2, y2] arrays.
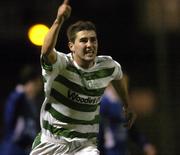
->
[[57, 0, 71, 21]]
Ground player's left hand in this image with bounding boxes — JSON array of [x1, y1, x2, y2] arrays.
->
[[123, 107, 137, 129]]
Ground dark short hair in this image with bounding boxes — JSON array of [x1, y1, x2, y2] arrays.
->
[[67, 20, 96, 43], [19, 65, 41, 84]]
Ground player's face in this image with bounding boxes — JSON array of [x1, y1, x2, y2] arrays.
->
[[69, 30, 98, 68]]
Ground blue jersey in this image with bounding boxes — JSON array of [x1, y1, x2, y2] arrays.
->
[[0, 86, 39, 155], [99, 94, 149, 155]]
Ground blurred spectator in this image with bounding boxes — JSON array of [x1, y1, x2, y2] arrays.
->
[[98, 76, 157, 155], [0, 65, 43, 155], [129, 88, 156, 117]]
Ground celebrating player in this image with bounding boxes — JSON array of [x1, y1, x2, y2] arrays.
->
[[30, 0, 136, 154]]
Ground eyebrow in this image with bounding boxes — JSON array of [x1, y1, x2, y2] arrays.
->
[[79, 36, 97, 40]]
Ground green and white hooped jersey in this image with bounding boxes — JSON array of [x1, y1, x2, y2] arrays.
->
[[40, 50, 123, 142]]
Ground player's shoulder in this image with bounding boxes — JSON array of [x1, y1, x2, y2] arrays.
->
[[96, 55, 119, 66], [50, 50, 71, 69], [56, 50, 71, 62], [96, 55, 113, 63], [96, 55, 121, 68], [56, 50, 69, 57]]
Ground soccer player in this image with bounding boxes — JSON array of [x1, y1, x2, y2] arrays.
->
[[0, 65, 42, 155], [30, 0, 136, 154]]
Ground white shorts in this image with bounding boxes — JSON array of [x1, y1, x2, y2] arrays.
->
[[30, 133, 99, 155]]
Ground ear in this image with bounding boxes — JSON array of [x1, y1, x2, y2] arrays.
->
[[68, 42, 74, 52]]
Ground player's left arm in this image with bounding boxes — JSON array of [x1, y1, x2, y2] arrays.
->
[[111, 77, 128, 108], [111, 78, 136, 128]]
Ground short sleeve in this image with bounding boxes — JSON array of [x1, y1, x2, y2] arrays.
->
[[40, 49, 67, 73], [113, 60, 123, 80]]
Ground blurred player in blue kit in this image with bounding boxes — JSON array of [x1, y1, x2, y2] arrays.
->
[[98, 75, 157, 155], [0, 65, 43, 155]]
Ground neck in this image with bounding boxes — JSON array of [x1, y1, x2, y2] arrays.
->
[[78, 60, 94, 69], [72, 54, 94, 69]]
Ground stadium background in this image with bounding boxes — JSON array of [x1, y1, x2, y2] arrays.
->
[[0, 0, 180, 154]]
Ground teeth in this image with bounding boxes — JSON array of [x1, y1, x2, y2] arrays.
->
[[87, 52, 93, 54], [87, 50, 93, 53], [86, 49, 93, 52]]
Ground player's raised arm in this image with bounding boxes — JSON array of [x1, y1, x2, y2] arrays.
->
[[41, 0, 71, 64]]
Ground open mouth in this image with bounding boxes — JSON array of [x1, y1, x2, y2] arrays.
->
[[85, 49, 94, 54], [86, 52, 94, 56]]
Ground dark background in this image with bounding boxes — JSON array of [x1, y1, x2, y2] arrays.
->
[[0, 0, 180, 154]]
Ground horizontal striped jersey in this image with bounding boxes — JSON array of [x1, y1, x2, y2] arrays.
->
[[40, 50, 123, 142]]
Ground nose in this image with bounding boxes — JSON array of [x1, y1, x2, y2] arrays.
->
[[86, 40, 93, 47]]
